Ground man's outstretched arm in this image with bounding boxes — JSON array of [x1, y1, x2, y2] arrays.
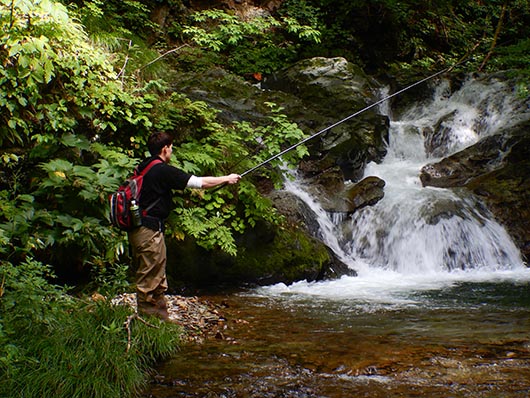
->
[[194, 174, 241, 189]]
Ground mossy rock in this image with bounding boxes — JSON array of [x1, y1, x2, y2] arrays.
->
[[172, 61, 389, 183], [165, 221, 335, 290]]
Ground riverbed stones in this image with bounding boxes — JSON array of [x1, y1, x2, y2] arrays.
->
[[111, 293, 226, 342]]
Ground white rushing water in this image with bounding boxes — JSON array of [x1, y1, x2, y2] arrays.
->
[[260, 76, 530, 301]]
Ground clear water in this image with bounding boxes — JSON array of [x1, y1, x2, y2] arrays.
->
[[147, 282, 530, 398], [145, 76, 530, 397]]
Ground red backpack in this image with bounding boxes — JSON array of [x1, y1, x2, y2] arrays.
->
[[109, 159, 162, 230]]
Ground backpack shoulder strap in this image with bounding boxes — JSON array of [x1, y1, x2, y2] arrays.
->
[[134, 158, 163, 177]]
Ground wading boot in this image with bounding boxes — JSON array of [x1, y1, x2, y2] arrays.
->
[[137, 295, 170, 321]]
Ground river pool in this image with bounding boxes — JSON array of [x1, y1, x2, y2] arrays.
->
[[144, 274, 530, 398]]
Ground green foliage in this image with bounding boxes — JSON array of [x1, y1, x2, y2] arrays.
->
[[487, 38, 530, 75], [90, 261, 131, 298], [0, 143, 132, 267], [66, 0, 158, 39], [0, 0, 152, 149], [162, 100, 308, 255], [228, 104, 309, 186], [0, 0, 311, 276], [298, 0, 530, 74], [181, 8, 321, 74], [0, 0, 528, 392], [66, 0, 170, 83], [0, 259, 180, 398]]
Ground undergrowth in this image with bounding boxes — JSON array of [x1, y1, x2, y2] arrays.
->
[[0, 259, 181, 398]]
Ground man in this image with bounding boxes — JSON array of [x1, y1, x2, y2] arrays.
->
[[128, 131, 241, 320]]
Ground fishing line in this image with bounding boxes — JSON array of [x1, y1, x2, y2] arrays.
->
[[239, 62, 465, 178]]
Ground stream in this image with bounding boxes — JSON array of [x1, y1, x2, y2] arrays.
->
[[144, 75, 530, 397]]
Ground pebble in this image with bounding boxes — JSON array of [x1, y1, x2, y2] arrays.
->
[[110, 293, 228, 343]]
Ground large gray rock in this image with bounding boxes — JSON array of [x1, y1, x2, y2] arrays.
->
[[420, 120, 530, 262], [172, 59, 389, 184], [263, 57, 376, 115], [263, 57, 389, 182]]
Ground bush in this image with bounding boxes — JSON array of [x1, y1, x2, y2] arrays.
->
[[0, 259, 181, 398]]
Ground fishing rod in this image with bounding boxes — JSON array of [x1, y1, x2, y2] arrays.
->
[[239, 64, 458, 178]]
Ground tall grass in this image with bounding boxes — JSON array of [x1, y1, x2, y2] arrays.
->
[[0, 259, 181, 398]]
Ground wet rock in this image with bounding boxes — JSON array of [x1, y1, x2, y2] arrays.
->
[[423, 110, 460, 158], [268, 190, 358, 279], [316, 250, 357, 279], [294, 165, 344, 207], [322, 176, 385, 214], [419, 133, 507, 188], [420, 120, 530, 261], [268, 190, 322, 236], [263, 57, 389, 182], [263, 57, 376, 115]]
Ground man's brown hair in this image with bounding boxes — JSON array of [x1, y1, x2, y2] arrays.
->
[[148, 131, 173, 156]]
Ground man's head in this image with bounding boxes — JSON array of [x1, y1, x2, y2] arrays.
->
[[148, 131, 173, 162]]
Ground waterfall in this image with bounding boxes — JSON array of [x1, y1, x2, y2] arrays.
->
[[283, 76, 525, 284]]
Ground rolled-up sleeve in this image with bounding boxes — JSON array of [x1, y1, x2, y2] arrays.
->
[[186, 175, 203, 189]]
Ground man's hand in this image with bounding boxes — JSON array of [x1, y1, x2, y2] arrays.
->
[[201, 174, 241, 189], [225, 173, 241, 185]]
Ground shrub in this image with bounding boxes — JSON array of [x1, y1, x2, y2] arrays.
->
[[0, 258, 180, 398]]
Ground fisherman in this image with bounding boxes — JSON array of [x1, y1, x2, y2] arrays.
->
[[129, 131, 241, 321]]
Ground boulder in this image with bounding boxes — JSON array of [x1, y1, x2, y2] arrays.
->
[[165, 220, 355, 289], [420, 120, 530, 262], [263, 57, 389, 182], [172, 59, 389, 184], [267, 189, 357, 279], [165, 58, 391, 284], [263, 57, 376, 115], [419, 133, 507, 188]]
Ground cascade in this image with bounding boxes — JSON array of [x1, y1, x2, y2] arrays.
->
[[284, 76, 525, 283]]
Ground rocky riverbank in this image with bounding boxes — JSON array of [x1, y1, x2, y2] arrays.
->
[[111, 293, 230, 343]]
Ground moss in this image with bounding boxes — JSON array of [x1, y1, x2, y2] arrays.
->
[[232, 226, 331, 285], [166, 222, 331, 288]]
